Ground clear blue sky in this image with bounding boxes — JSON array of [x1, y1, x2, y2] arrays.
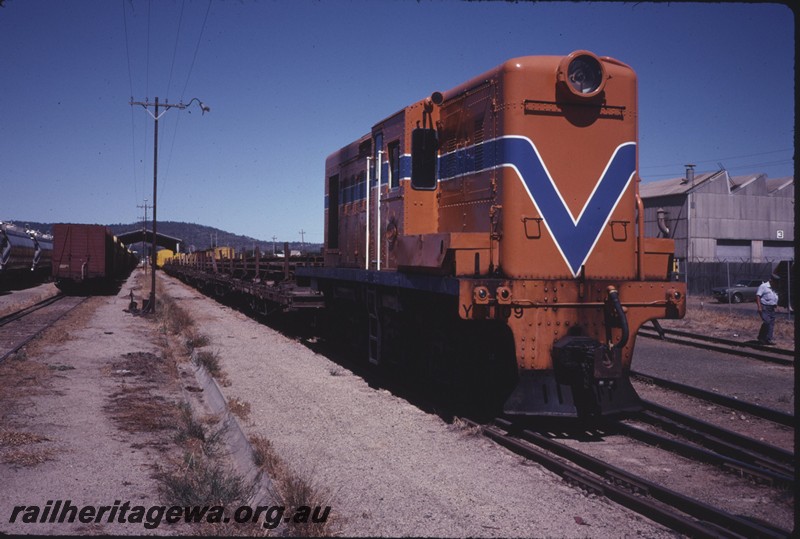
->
[[0, 1, 794, 244]]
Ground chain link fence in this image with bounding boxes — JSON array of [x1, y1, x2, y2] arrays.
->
[[674, 258, 794, 311]]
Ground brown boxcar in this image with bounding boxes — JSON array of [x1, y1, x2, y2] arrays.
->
[[51, 224, 137, 293]]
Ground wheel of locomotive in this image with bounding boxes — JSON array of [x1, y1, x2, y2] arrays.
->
[[420, 323, 461, 400], [458, 320, 519, 416], [324, 296, 367, 362]]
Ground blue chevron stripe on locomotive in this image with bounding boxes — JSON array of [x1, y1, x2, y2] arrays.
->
[[439, 136, 636, 276]]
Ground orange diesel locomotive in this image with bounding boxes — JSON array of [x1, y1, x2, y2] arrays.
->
[[304, 50, 686, 416]]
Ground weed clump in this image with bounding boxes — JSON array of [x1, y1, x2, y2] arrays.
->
[[194, 350, 221, 377], [248, 434, 336, 536], [160, 453, 250, 507]]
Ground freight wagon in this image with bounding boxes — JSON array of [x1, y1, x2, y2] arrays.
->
[[0, 222, 53, 289], [51, 224, 138, 293]]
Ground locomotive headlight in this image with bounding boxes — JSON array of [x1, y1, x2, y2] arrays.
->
[[557, 51, 607, 98]]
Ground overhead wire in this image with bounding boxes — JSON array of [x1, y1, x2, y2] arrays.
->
[[123, 0, 211, 227], [180, 0, 212, 100], [165, 0, 186, 100], [142, 0, 151, 214], [641, 148, 793, 171], [641, 148, 794, 179], [158, 0, 187, 207], [122, 0, 140, 213], [161, 0, 212, 204]]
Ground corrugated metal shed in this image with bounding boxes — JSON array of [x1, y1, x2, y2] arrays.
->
[[639, 169, 794, 263]]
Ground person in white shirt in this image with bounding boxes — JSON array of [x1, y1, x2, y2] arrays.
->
[[755, 274, 780, 345]]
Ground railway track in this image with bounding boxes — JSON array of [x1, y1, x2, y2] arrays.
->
[[632, 370, 794, 427], [467, 417, 792, 538], [638, 324, 793, 366], [623, 402, 794, 487], [0, 294, 87, 363]]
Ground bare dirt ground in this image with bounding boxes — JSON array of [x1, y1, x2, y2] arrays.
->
[[659, 295, 795, 348], [0, 275, 183, 535], [0, 272, 675, 537], [157, 273, 681, 538], [0, 274, 793, 537]]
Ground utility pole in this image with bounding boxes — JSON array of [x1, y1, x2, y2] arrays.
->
[[130, 96, 209, 313], [272, 235, 277, 255], [299, 229, 305, 252], [137, 200, 149, 276]]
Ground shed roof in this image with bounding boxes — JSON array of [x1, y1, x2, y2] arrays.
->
[[639, 170, 724, 198], [640, 170, 793, 199], [117, 229, 182, 252]]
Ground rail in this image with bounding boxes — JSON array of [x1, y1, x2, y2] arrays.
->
[[631, 371, 794, 427], [466, 417, 790, 539], [0, 295, 87, 363], [638, 325, 793, 366]]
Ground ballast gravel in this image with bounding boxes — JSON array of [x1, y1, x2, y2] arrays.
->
[[160, 274, 678, 538]]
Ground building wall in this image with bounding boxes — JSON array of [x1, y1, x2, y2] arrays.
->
[[642, 173, 794, 263]]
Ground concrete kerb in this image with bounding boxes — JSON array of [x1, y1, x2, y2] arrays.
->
[[183, 348, 282, 513]]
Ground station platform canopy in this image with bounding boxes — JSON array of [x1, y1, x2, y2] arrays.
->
[[116, 229, 182, 252]]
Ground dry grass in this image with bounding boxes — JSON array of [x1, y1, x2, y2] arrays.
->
[[2, 448, 55, 467], [105, 388, 180, 434], [158, 403, 259, 535], [185, 331, 210, 352], [20, 297, 99, 358], [0, 429, 53, 467], [0, 429, 49, 446], [194, 350, 222, 376], [160, 452, 250, 507], [155, 287, 195, 335], [659, 297, 795, 346], [0, 299, 101, 470], [144, 277, 269, 536], [114, 351, 175, 384], [448, 417, 483, 437], [0, 354, 53, 403], [249, 434, 336, 537], [228, 397, 251, 421], [153, 276, 335, 536], [175, 403, 208, 444], [249, 434, 282, 472]]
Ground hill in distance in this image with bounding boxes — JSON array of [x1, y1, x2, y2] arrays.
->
[[4, 220, 321, 255]]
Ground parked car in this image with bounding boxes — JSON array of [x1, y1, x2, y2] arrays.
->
[[772, 260, 794, 312], [711, 278, 764, 303]]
